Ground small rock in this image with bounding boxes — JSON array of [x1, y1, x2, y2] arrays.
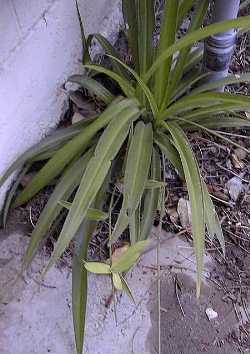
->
[[205, 307, 218, 321], [177, 198, 191, 228], [226, 177, 243, 201], [234, 147, 247, 161]]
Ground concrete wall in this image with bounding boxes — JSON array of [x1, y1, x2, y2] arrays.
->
[[0, 0, 122, 208]]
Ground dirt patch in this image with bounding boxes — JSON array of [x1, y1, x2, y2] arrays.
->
[[147, 273, 242, 354]]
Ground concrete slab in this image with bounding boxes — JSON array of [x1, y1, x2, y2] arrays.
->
[[0, 227, 241, 354]]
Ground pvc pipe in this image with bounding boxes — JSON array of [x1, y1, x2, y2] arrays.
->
[[203, 0, 241, 89]]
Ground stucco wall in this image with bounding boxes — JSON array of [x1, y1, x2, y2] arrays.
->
[[0, 0, 122, 208]]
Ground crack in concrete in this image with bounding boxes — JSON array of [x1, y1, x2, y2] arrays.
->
[[0, 0, 58, 67], [10, 0, 23, 36]]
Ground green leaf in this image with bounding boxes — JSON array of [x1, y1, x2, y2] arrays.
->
[[44, 105, 140, 273], [164, 0, 208, 108], [160, 92, 250, 119], [190, 73, 250, 95], [181, 102, 250, 121], [145, 179, 166, 189], [177, 0, 195, 27], [59, 200, 108, 221], [182, 47, 204, 75], [177, 116, 250, 154], [120, 275, 135, 303], [137, 0, 155, 76], [72, 221, 92, 354], [130, 206, 140, 245], [14, 98, 135, 206], [107, 55, 158, 117], [111, 240, 149, 273], [1, 164, 30, 227], [112, 272, 123, 290], [154, 131, 184, 178], [88, 33, 129, 79], [68, 75, 114, 104], [139, 148, 161, 241], [154, 0, 179, 106], [75, 0, 90, 63], [22, 150, 93, 269], [72, 179, 108, 354], [109, 201, 129, 244], [162, 122, 205, 297], [145, 16, 250, 82], [170, 72, 209, 104], [83, 64, 136, 98], [0, 121, 90, 190], [194, 115, 250, 129], [122, 0, 139, 72], [84, 262, 111, 274], [124, 121, 153, 215], [202, 181, 225, 255]]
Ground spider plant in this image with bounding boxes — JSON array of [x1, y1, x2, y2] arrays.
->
[[1, 1, 250, 353]]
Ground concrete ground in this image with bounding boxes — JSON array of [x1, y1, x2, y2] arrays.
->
[[0, 226, 243, 354]]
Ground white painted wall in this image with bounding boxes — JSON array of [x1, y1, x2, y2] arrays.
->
[[0, 0, 122, 208]]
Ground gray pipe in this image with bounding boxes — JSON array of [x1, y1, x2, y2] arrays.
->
[[203, 0, 241, 89]]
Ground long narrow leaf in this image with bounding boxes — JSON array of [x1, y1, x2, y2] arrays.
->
[[44, 106, 141, 273], [59, 200, 108, 221], [75, 0, 90, 63], [22, 149, 93, 269], [160, 92, 250, 119], [14, 98, 135, 206], [122, 0, 139, 72], [109, 201, 129, 244], [154, 131, 184, 177], [177, 116, 250, 153], [162, 121, 205, 297], [72, 180, 108, 354], [68, 75, 114, 104], [85, 33, 129, 79], [154, 0, 179, 106], [1, 164, 30, 227], [145, 16, 250, 82], [164, 1, 208, 108], [139, 148, 161, 241], [83, 64, 136, 98], [193, 115, 250, 129], [190, 73, 250, 95], [108, 55, 159, 117], [177, 0, 195, 27], [137, 0, 155, 75], [124, 121, 153, 215], [202, 181, 225, 255], [0, 120, 92, 190]]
